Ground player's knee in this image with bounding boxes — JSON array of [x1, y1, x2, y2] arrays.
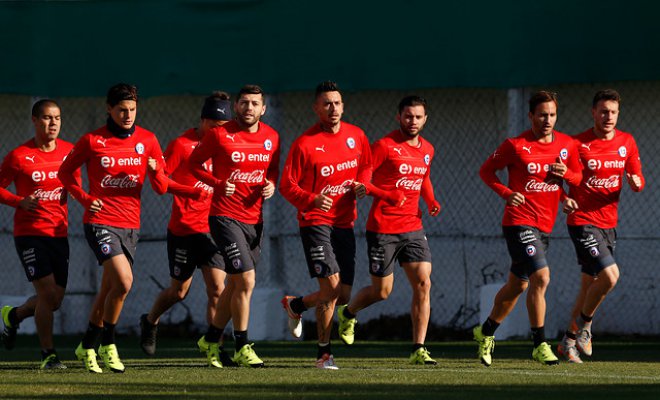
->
[[175, 288, 189, 302], [374, 286, 391, 301]]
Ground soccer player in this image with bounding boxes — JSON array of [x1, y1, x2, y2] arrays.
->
[[59, 83, 169, 373], [139, 92, 233, 362], [279, 81, 371, 369], [557, 89, 644, 363], [189, 85, 280, 368], [475, 91, 581, 366], [335, 95, 441, 365], [0, 99, 79, 369]]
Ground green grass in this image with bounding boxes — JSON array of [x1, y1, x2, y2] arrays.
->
[[1, 336, 659, 399]]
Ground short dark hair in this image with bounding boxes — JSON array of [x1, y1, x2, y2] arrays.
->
[[31, 99, 59, 117], [528, 91, 558, 113], [592, 89, 620, 108], [315, 81, 341, 99], [107, 83, 138, 106], [237, 85, 265, 101], [398, 95, 427, 114]]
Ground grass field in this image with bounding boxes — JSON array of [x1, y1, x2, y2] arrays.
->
[[1, 335, 659, 399]]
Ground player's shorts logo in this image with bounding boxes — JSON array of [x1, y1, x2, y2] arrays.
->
[[424, 154, 430, 165], [232, 258, 242, 270], [560, 148, 568, 160], [314, 263, 323, 275], [589, 247, 600, 257], [264, 139, 272, 151], [346, 137, 356, 149], [101, 243, 112, 255], [526, 244, 536, 256], [173, 266, 181, 277], [618, 146, 627, 157], [371, 263, 381, 273], [27, 266, 35, 277]]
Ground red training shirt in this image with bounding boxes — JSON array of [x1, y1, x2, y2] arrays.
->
[[280, 122, 372, 228], [188, 120, 280, 225], [0, 138, 78, 237], [480, 129, 581, 233], [567, 128, 644, 228]]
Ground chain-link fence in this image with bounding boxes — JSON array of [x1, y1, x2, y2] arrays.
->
[[0, 82, 659, 339]]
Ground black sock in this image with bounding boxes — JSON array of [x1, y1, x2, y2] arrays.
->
[[234, 330, 248, 351], [531, 326, 546, 348], [412, 343, 424, 352], [41, 348, 56, 359], [482, 318, 500, 336], [81, 323, 102, 349], [317, 343, 331, 359], [565, 330, 577, 340], [7, 308, 19, 326], [580, 312, 593, 323], [290, 296, 307, 315], [343, 306, 356, 319], [101, 321, 116, 346], [205, 324, 223, 343]]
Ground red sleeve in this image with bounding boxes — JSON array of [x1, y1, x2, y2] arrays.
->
[[163, 139, 181, 175], [420, 175, 440, 214], [267, 136, 280, 185], [625, 137, 645, 192], [356, 133, 372, 185], [561, 140, 582, 186], [0, 151, 23, 207], [279, 140, 316, 210], [364, 140, 404, 205], [479, 139, 515, 200], [161, 138, 205, 199], [146, 140, 168, 195], [189, 129, 222, 187], [59, 136, 95, 208]]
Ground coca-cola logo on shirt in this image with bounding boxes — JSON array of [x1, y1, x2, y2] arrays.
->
[[31, 170, 59, 182], [33, 187, 63, 201], [100, 174, 139, 189], [524, 179, 559, 192], [395, 177, 423, 191], [228, 169, 265, 183], [321, 179, 353, 196], [193, 181, 214, 192], [586, 175, 620, 189]]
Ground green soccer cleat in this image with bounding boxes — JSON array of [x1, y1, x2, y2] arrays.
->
[[233, 343, 264, 368], [40, 353, 67, 370], [197, 336, 223, 368], [337, 305, 357, 345], [409, 347, 438, 365], [532, 342, 560, 366], [98, 344, 125, 373], [473, 325, 495, 367], [1, 305, 18, 350], [75, 343, 102, 373]]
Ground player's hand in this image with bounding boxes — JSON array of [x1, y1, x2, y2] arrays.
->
[[262, 179, 275, 199], [507, 192, 525, 206], [429, 201, 441, 217], [548, 156, 567, 178], [626, 173, 642, 191], [224, 178, 236, 197], [563, 197, 579, 214], [314, 193, 333, 212], [147, 157, 158, 172], [18, 195, 39, 211], [89, 198, 103, 213], [352, 181, 366, 199]]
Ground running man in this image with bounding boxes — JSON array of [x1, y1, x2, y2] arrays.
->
[[0, 99, 79, 369], [190, 84, 280, 368], [557, 89, 644, 363], [139, 92, 233, 362], [336, 95, 441, 365], [59, 83, 169, 373], [279, 81, 371, 369], [475, 91, 581, 366]]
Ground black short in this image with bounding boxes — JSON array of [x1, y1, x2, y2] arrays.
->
[[84, 224, 139, 266], [300, 225, 356, 285], [209, 216, 262, 275], [366, 230, 432, 277], [502, 225, 550, 281], [14, 236, 69, 288], [568, 225, 616, 276], [167, 231, 225, 281]]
